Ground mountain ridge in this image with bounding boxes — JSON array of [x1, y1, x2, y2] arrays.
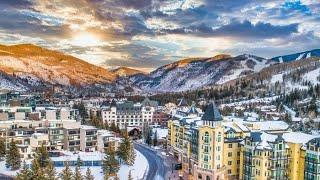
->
[[0, 43, 319, 94]]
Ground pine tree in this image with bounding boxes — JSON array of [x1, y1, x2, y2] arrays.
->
[[110, 122, 116, 132], [0, 138, 5, 160], [145, 129, 152, 145], [104, 121, 109, 130], [153, 130, 158, 147], [30, 158, 46, 180], [118, 132, 136, 165], [74, 166, 84, 180], [34, 144, 50, 168], [128, 170, 133, 180], [0, 138, 6, 160], [59, 162, 73, 180], [85, 168, 94, 180], [76, 155, 83, 168], [5, 140, 21, 170], [102, 146, 119, 177], [16, 161, 32, 180], [46, 161, 57, 180]]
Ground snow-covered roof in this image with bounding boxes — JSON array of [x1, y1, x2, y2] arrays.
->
[[249, 132, 283, 150], [152, 128, 168, 139], [283, 132, 318, 144], [80, 125, 97, 130]]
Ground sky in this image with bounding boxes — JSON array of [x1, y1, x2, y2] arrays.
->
[[0, 0, 319, 72]]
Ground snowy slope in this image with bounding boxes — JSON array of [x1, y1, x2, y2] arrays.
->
[[272, 49, 320, 62], [130, 54, 275, 92]]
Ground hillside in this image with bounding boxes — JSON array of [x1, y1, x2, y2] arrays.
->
[[272, 49, 320, 62], [0, 44, 116, 90], [111, 67, 145, 77], [129, 54, 275, 93]]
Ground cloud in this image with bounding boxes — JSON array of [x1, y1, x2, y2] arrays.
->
[[0, 0, 318, 70], [162, 20, 299, 39]]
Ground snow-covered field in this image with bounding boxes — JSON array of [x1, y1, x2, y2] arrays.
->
[[0, 150, 148, 180]]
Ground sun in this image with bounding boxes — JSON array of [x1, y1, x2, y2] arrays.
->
[[71, 32, 101, 47]]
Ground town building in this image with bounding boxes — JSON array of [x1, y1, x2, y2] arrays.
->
[[167, 102, 320, 180]]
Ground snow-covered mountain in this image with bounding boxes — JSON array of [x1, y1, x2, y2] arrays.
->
[[1, 44, 319, 94], [272, 49, 320, 63], [129, 54, 276, 93]]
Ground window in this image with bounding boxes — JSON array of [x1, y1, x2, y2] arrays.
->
[[228, 161, 232, 165], [204, 132, 210, 143], [228, 144, 233, 148], [228, 169, 232, 174], [228, 152, 232, 157]]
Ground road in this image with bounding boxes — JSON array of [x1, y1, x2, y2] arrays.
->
[[134, 143, 170, 180]]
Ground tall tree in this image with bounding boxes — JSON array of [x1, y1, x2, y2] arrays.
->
[[128, 170, 133, 180], [102, 146, 119, 178], [85, 168, 94, 180], [30, 158, 46, 180], [76, 155, 83, 168], [118, 132, 136, 165], [0, 138, 6, 160], [34, 144, 50, 168], [59, 162, 73, 180], [46, 161, 57, 180], [16, 161, 32, 180], [153, 130, 158, 147], [74, 166, 84, 180], [5, 140, 21, 170]]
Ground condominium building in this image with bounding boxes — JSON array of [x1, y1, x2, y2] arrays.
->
[[102, 100, 157, 129], [167, 102, 320, 180], [80, 125, 98, 152], [0, 105, 117, 159]]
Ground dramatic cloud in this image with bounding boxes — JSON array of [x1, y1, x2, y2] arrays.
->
[[0, 0, 319, 71]]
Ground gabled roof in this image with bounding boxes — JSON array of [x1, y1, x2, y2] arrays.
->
[[187, 102, 199, 114], [308, 137, 320, 147], [201, 102, 222, 121], [141, 97, 158, 107]]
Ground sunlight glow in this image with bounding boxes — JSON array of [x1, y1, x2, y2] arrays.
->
[[71, 32, 101, 47]]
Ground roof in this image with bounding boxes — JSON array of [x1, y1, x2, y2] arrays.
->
[[177, 98, 188, 107], [248, 132, 282, 150], [141, 97, 158, 107], [283, 132, 318, 144], [201, 102, 222, 122], [187, 102, 199, 114], [307, 137, 320, 147]]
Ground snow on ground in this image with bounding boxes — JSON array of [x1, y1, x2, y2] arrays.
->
[[117, 150, 148, 180], [221, 96, 279, 107], [0, 161, 19, 177], [296, 53, 305, 60], [302, 68, 320, 84], [270, 73, 284, 84], [0, 150, 148, 180]]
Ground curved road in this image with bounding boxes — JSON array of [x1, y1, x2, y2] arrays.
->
[[134, 143, 169, 180]]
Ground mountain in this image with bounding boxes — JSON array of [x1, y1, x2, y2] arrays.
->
[[271, 49, 320, 62], [111, 67, 146, 77], [129, 54, 276, 93], [0, 44, 116, 91]]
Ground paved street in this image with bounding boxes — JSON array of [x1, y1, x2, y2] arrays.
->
[[134, 143, 170, 180], [134, 143, 190, 180]]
